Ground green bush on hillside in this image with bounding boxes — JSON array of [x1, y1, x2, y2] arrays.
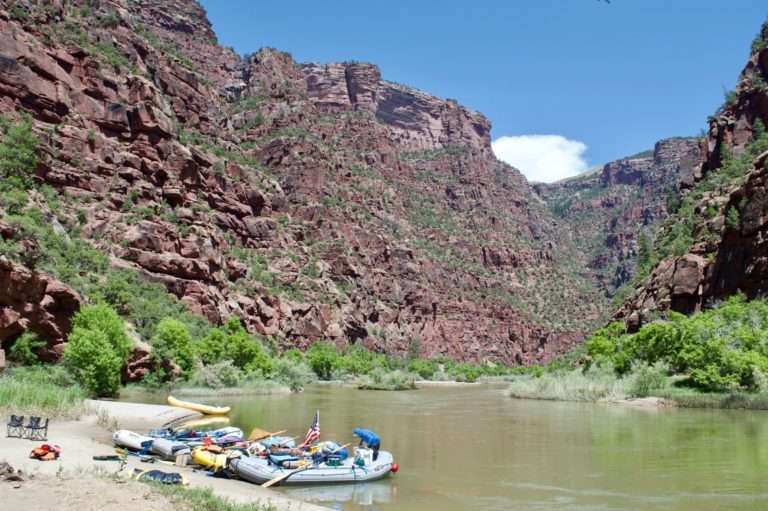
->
[[408, 358, 437, 379], [63, 328, 124, 397], [8, 331, 45, 365], [306, 341, 339, 380], [587, 295, 768, 391], [0, 114, 40, 192], [194, 319, 273, 376], [338, 345, 388, 375], [72, 303, 132, 360], [89, 269, 210, 341], [152, 318, 194, 379], [63, 304, 131, 397]]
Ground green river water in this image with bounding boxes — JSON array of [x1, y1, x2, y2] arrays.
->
[[126, 384, 768, 510]]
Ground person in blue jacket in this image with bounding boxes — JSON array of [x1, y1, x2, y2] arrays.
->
[[353, 428, 381, 461]]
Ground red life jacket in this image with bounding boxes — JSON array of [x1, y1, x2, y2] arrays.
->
[[30, 444, 61, 461]]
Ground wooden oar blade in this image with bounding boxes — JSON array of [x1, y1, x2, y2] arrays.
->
[[248, 428, 287, 441], [262, 466, 304, 487], [248, 428, 270, 441]]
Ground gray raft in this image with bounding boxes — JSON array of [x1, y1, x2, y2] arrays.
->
[[149, 437, 191, 460], [230, 451, 394, 486]]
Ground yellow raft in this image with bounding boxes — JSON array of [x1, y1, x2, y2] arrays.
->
[[191, 446, 229, 470], [179, 415, 231, 430], [167, 395, 231, 415]]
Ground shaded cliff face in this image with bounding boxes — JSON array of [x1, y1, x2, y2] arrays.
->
[[534, 138, 702, 298], [0, 0, 604, 365], [614, 26, 768, 328]]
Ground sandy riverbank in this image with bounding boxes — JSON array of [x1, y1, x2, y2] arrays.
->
[[0, 401, 330, 511]]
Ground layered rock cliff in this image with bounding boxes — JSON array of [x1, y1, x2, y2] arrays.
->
[[301, 62, 492, 153], [614, 23, 768, 328], [534, 137, 702, 298], [0, 0, 605, 366]]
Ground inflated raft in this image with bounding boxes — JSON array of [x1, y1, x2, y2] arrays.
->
[[150, 437, 191, 460], [174, 426, 243, 440], [166, 395, 231, 415], [113, 430, 153, 451], [179, 416, 230, 430], [230, 450, 396, 486], [191, 446, 235, 470]]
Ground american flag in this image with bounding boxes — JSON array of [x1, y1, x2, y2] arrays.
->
[[298, 410, 320, 449]]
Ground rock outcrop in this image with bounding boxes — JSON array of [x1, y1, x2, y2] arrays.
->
[[0, 256, 81, 361], [301, 62, 492, 154]]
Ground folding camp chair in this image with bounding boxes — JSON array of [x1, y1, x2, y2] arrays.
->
[[24, 416, 49, 441], [6, 415, 25, 438]]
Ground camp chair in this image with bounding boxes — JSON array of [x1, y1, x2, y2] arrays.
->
[[6, 415, 25, 438], [24, 417, 49, 441]]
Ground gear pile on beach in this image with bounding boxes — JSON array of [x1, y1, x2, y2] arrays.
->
[[109, 404, 398, 487]]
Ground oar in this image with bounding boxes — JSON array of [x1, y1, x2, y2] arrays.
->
[[331, 443, 350, 454], [114, 448, 175, 466], [262, 442, 351, 488], [262, 464, 310, 488], [248, 429, 287, 441]]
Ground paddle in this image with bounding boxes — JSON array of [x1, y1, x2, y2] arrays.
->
[[114, 448, 175, 466], [248, 428, 287, 441], [261, 442, 351, 487], [262, 464, 309, 487]]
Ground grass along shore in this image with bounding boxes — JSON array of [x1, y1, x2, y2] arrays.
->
[[138, 480, 278, 511], [0, 366, 87, 419], [506, 366, 768, 410]]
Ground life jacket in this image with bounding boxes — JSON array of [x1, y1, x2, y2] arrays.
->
[[30, 444, 61, 461], [201, 444, 223, 454]]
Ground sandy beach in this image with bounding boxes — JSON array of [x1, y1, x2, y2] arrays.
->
[[0, 401, 330, 511]]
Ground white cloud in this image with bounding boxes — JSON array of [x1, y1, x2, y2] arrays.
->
[[491, 134, 589, 183]]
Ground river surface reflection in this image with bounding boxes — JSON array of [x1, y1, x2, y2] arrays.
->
[[125, 384, 768, 510]]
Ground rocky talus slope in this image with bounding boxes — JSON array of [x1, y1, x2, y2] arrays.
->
[[615, 26, 768, 328], [0, 0, 609, 366]]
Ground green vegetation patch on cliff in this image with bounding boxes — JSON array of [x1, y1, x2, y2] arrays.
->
[[587, 294, 768, 392]]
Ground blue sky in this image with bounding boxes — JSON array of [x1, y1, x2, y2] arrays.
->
[[199, 0, 767, 182]]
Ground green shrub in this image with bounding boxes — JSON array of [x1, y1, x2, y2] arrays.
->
[[338, 345, 387, 375], [272, 357, 314, 389], [507, 366, 631, 402], [96, 12, 121, 28], [0, 115, 41, 191], [306, 341, 339, 380], [451, 363, 481, 383], [751, 19, 768, 54], [194, 319, 272, 375], [9, 331, 45, 365], [282, 348, 305, 362], [586, 295, 768, 391], [408, 358, 437, 379], [188, 360, 243, 389], [62, 304, 131, 397], [152, 319, 194, 378], [1, 188, 29, 214], [63, 328, 124, 396], [89, 269, 203, 340], [629, 363, 670, 397], [356, 369, 416, 390], [726, 207, 740, 230], [71, 303, 132, 360], [9, 4, 28, 21]]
